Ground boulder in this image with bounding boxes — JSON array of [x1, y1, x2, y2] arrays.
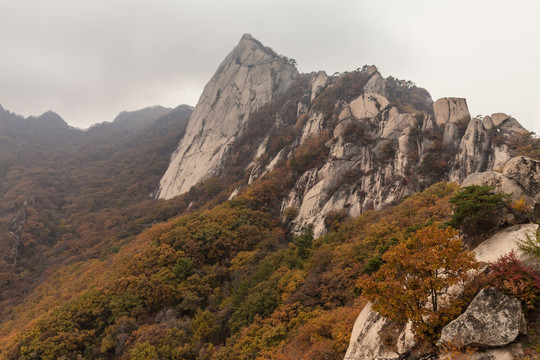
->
[[482, 115, 494, 130], [491, 113, 510, 127], [344, 302, 408, 360], [461, 171, 527, 202], [437, 288, 523, 348], [433, 97, 470, 127], [490, 113, 527, 134], [473, 223, 539, 263], [503, 156, 540, 202], [349, 93, 389, 120]]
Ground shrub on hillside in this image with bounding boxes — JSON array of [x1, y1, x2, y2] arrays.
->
[[490, 251, 540, 311], [447, 185, 510, 235]]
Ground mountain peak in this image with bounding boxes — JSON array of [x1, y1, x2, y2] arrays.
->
[[36, 110, 68, 127], [232, 33, 282, 65], [240, 33, 255, 41], [111, 105, 172, 128], [157, 35, 299, 199]]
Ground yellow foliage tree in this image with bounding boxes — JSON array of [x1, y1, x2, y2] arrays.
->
[[357, 224, 478, 341]]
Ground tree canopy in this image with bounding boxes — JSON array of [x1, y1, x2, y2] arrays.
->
[[358, 224, 478, 341]]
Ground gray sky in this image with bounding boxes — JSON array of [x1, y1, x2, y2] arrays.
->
[[1, 0, 539, 133]]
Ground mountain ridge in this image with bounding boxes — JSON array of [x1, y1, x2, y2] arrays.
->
[[156, 34, 528, 237], [0, 34, 538, 360]]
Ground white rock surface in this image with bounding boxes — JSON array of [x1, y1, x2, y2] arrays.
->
[[344, 302, 400, 360], [363, 70, 387, 96], [301, 112, 325, 143], [157, 34, 297, 199], [473, 223, 539, 263], [311, 71, 329, 101], [434, 97, 470, 126], [451, 118, 491, 181], [349, 93, 389, 120]]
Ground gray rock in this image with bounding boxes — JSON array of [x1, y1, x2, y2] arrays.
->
[[482, 115, 494, 130], [344, 302, 409, 360], [311, 71, 329, 101], [363, 70, 387, 96], [349, 92, 389, 120], [433, 97, 470, 127], [473, 223, 539, 264], [437, 288, 523, 348], [461, 171, 527, 202], [452, 118, 491, 181], [503, 156, 540, 202], [157, 34, 298, 199], [491, 113, 510, 127], [490, 113, 527, 134], [439, 343, 524, 360], [442, 122, 460, 147]]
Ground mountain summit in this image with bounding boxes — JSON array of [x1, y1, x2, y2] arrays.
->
[[157, 34, 298, 199], [156, 35, 529, 237]]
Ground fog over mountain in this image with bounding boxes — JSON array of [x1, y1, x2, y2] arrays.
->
[[0, 0, 539, 133]]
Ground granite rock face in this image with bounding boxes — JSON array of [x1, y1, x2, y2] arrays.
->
[[503, 156, 540, 202], [437, 288, 523, 348], [157, 34, 298, 199], [433, 97, 470, 127], [460, 156, 540, 228], [473, 223, 539, 263], [344, 302, 414, 360], [157, 35, 529, 241]]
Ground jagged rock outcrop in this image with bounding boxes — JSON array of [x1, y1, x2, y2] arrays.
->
[[437, 288, 524, 348], [311, 71, 329, 101], [344, 302, 415, 360], [282, 93, 525, 237], [461, 171, 527, 202], [502, 156, 540, 202], [460, 156, 540, 228], [489, 113, 527, 133], [157, 34, 298, 199], [433, 97, 470, 126]]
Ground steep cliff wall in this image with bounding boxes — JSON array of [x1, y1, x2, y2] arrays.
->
[[157, 34, 298, 199]]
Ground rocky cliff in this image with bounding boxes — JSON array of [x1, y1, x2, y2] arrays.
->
[[157, 34, 528, 238], [270, 84, 526, 237], [157, 34, 298, 199]]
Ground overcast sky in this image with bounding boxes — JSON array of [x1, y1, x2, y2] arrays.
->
[[1, 0, 538, 133]]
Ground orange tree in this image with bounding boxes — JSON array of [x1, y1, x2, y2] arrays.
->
[[357, 224, 478, 341]]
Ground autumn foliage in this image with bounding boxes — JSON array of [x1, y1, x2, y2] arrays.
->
[[358, 224, 478, 342], [3, 181, 462, 359], [490, 251, 540, 311]]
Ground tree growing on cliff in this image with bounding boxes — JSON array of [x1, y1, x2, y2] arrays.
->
[[357, 224, 478, 341], [447, 185, 510, 235]]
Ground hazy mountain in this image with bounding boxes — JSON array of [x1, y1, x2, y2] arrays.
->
[[0, 35, 538, 360]]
